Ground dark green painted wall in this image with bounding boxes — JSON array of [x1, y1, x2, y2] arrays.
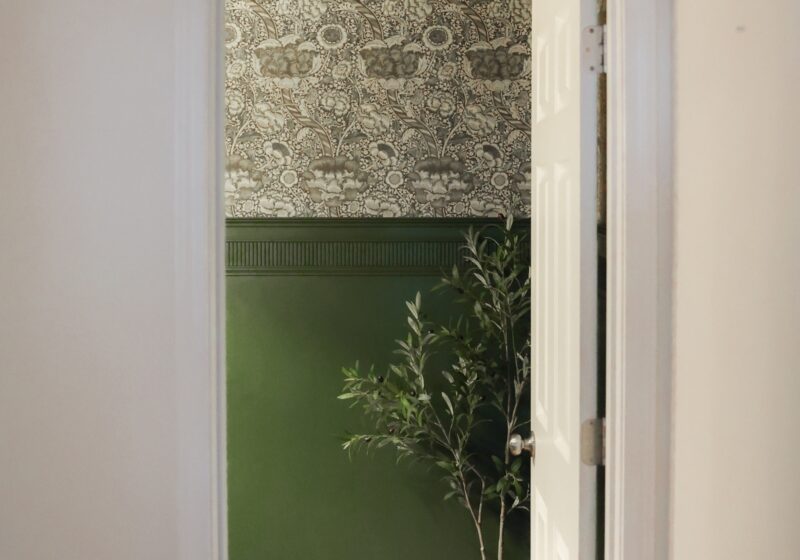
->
[[226, 219, 529, 559]]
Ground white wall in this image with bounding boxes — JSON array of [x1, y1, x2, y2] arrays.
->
[[0, 2, 222, 559], [672, 1, 800, 558]]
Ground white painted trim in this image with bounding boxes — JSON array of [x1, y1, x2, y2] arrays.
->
[[173, 0, 226, 559], [605, 0, 673, 558]]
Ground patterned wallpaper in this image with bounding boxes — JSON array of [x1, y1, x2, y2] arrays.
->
[[225, 0, 532, 218]]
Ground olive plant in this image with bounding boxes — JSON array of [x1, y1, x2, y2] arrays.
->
[[339, 217, 531, 560]]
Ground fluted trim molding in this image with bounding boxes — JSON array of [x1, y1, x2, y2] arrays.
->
[[226, 218, 526, 276]]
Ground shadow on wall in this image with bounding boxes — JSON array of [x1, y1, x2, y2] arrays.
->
[[224, 0, 533, 218]]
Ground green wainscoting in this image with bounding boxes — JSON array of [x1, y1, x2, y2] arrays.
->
[[226, 219, 529, 560]]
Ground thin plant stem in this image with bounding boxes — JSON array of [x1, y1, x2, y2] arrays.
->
[[498, 498, 506, 560], [459, 470, 487, 560]]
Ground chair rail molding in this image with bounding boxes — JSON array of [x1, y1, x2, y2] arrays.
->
[[605, 0, 673, 559], [225, 219, 525, 276]]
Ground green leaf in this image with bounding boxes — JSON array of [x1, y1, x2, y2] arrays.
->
[[435, 460, 452, 471], [492, 455, 504, 472], [441, 392, 454, 416]]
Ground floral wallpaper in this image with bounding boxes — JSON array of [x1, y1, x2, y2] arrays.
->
[[225, 0, 532, 218]]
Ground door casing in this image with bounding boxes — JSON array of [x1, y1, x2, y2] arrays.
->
[[605, 1, 673, 558], [173, 0, 227, 558], [179, 0, 675, 558]]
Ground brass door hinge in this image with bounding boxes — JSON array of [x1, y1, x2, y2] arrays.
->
[[581, 418, 605, 466]]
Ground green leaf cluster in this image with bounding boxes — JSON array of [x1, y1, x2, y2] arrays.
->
[[340, 216, 531, 560]]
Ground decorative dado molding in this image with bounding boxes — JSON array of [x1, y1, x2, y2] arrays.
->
[[226, 218, 526, 275], [227, 239, 468, 275]]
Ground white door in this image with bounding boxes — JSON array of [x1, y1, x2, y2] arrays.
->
[[531, 0, 599, 557]]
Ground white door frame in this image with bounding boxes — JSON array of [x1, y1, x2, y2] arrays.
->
[[605, 0, 673, 558], [176, 0, 675, 558], [173, 0, 227, 559]]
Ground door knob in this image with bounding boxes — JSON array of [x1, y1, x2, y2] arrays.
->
[[509, 433, 536, 459]]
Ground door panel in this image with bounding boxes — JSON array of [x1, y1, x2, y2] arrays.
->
[[532, 0, 598, 557]]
